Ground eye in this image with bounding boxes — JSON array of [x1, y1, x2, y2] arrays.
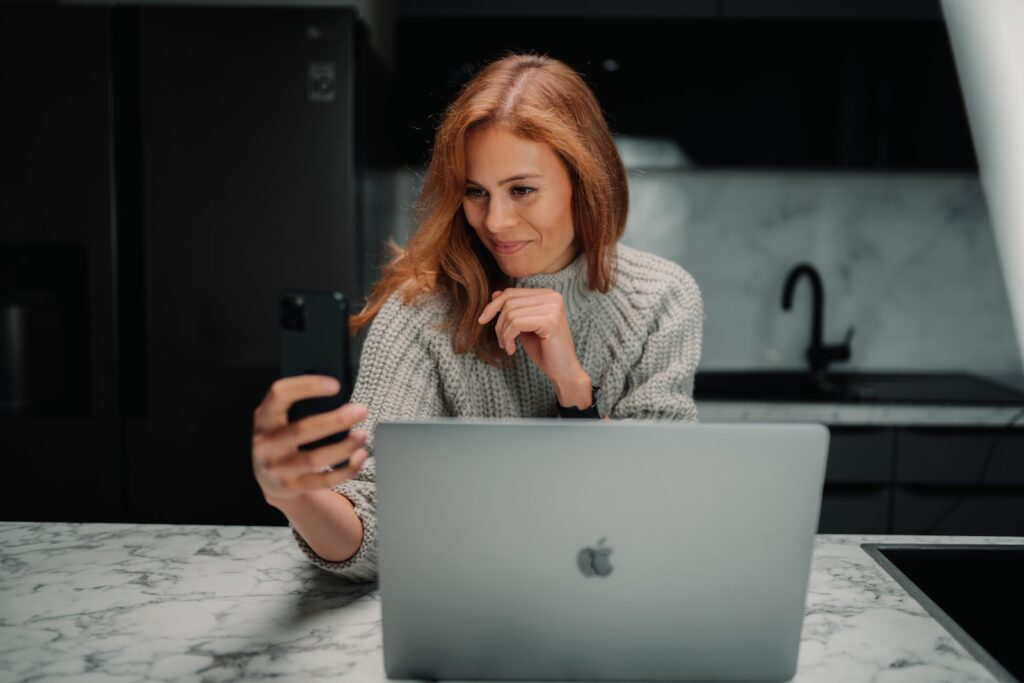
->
[[511, 185, 536, 197], [465, 186, 487, 199]]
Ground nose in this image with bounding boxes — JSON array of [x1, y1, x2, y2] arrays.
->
[[484, 195, 517, 234]]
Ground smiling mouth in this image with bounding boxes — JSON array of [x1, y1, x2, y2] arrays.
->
[[493, 241, 530, 254]]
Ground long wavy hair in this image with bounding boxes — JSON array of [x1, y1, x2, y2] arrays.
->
[[351, 53, 629, 365]]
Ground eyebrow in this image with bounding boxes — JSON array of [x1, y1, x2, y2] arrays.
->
[[466, 174, 543, 186]]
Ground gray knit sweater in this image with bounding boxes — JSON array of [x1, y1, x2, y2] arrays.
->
[[292, 244, 704, 581]]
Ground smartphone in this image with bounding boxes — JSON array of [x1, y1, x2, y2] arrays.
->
[[279, 288, 353, 457]]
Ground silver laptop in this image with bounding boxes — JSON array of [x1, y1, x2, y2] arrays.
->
[[375, 420, 829, 682]]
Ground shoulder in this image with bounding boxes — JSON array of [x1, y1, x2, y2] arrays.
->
[[364, 288, 452, 348], [611, 244, 702, 313], [376, 288, 450, 325]]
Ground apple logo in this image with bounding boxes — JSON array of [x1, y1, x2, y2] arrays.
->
[[577, 537, 614, 577]]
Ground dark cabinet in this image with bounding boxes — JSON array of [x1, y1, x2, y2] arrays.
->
[[818, 424, 1024, 535], [395, 6, 975, 170], [896, 428, 1024, 485], [819, 428, 894, 533], [1, 5, 381, 525], [892, 489, 1024, 536], [122, 7, 366, 525], [893, 428, 1024, 535], [0, 7, 123, 522]]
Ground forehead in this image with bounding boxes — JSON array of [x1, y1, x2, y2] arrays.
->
[[464, 126, 561, 175]]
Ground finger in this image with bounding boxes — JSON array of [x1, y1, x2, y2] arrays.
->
[[478, 287, 550, 324], [285, 403, 368, 455], [291, 448, 370, 492], [498, 302, 560, 349], [499, 324, 515, 355], [499, 291, 560, 311], [254, 375, 342, 433], [501, 314, 551, 355], [270, 429, 368, 478], [256, 403, 368, 463], [494, 295, 560, 346], [477, 290, 506, 324]]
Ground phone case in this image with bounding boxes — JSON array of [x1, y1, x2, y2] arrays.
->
[[279, 288, 352, 453]]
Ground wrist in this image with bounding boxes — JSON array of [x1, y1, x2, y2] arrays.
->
[[264, 493, 295, 511], [264, 489, 313, 512], [553, 367, 593, 409]]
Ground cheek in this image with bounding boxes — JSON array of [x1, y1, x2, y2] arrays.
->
[[533, 196, 573, 241], [462, 201, 482, 229], [521, 198, 551, 230]]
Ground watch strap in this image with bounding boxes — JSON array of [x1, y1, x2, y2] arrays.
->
[[557, 385, 601, 419]]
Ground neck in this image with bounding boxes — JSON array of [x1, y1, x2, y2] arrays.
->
[[514, 250, 592, 314]]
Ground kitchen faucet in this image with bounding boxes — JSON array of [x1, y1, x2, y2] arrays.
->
[[781, 263, 854, 377]]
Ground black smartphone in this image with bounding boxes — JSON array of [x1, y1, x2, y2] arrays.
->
[[279, 288, 353, 456]]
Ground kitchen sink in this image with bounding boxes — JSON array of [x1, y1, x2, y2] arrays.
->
[[693, 371, 1024, 405], [863, 544, 1024, 683]]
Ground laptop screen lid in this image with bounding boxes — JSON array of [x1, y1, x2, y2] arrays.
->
[[376, 419, 829, 682]]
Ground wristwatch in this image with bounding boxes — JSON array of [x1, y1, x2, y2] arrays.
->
[[557, 385, 601, 419]]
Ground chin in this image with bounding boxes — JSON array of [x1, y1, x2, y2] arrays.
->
[[494, 259, 533, 279]]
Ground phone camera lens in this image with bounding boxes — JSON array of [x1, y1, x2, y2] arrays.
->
[[281, 296, 306, 332]]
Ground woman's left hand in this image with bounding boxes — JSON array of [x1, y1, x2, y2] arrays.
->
[[478, 288, 592, 407]]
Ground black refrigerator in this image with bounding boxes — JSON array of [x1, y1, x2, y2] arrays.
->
[[0, 4, 387, 525]]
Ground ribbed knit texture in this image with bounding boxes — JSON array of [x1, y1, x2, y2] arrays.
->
[[292, 243, 704, 581]]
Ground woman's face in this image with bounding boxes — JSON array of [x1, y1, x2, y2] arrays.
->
[[462, 126, 577, 279]]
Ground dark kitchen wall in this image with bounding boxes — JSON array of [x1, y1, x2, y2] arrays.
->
[[394, 2, 976, 172], [382, 0, 1018, 375], [0, 4, 393, 525], [0, 7, 123, 522]]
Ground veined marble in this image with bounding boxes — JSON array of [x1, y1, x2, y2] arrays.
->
[[696, 401, 1024, 426], [0, 522, 1019, 682], [387, 167, 1023, 376], [621, 170, 1023, 375]]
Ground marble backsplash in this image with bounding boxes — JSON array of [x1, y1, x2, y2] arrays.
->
[[382, 168, 1022, 375]]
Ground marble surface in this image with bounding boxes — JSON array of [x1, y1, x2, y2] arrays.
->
[[385, 166, 1023, 375], [620, 170, 1023, 376], [1, 522, 1020, 682], [696, 400, 1024, 427]]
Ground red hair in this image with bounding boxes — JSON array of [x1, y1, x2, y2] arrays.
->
[[351, 53, 629, 364]]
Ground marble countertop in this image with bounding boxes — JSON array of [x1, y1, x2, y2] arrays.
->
[[695, 372, 1024, 426], [696, 400, 1024, 427], [1, 522, 1019, 682]]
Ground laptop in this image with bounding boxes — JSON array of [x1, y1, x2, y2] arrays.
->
[[375, 419, 829, 681]]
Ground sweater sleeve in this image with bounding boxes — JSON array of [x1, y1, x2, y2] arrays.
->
[[609, 267, 704, 422], [291, 293, 448, 582]]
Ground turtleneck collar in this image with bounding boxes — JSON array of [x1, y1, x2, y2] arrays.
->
[[513, 250, 594, 314]]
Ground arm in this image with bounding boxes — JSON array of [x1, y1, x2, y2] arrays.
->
[[252, 378, 371, 575], [270, 488, 363, 562], [287, 294, 447, 581], [479, 288, 595, 410], [610, 270, 704, 421]]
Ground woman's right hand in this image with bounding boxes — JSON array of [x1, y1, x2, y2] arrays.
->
[[252, 375, 370, 506]]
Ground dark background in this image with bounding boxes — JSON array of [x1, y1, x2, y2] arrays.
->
[[4, 0, 1017, 534], [395, 15, 976, 171]]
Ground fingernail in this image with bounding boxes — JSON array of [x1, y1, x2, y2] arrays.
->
[[322, 378, 339, 392]]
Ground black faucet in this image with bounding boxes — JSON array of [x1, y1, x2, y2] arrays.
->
[[781, 263, 854, 377]]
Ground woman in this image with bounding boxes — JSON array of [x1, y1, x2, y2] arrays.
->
[[251, 53, 703, 582]]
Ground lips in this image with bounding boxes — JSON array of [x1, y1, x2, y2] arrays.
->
[[492, 240, 530, 255]]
